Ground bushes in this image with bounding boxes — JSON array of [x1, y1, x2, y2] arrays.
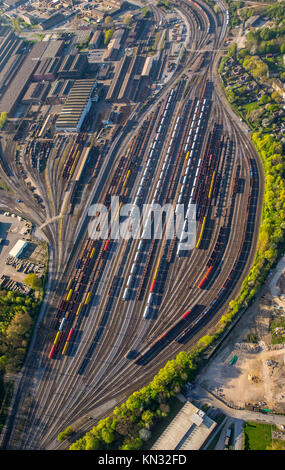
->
[[104, 29, 114, 46], [25, 273, 43, 291], [58, 426, 74, 442], [0, 112, 7, 130], [0, 290, 41, 373]]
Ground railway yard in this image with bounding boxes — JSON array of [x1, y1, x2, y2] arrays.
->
[[0, 0, 265, 450]]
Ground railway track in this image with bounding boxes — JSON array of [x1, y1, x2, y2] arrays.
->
[[1, 0, 264, 450]]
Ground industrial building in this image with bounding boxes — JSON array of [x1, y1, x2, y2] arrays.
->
[[22, 81, 50, 105], [55, 79, 97, 132], [106, 54, 148, 102], [46, 79, 73, 104], [0, 31, 24, 94], [33, 57, 61, 81], [151, 401, 216, 450], [38, 13, 66, 30], [3, 0, 26, 8], [106, 55, 131, 101], [0, 39, 64, 116], [89, 31, 103, 49]]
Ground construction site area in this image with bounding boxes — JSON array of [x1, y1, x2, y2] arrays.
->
[[197, 259, 285, 414]]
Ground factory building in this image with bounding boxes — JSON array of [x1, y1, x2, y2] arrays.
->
[[33, 57, 61, 81], [22, 81, 50, 105], [58, 54, 88, 79], [152, 401, 216, 450], [0, 39, 64, 116], [103, 0, 124, 7], [55, 79, 97, 132], [38, 13, 66, 30], [106, 55, 147, 103], [46, 79, 73, 104], [3, 0, 26, 9], [0, 33, 25, 95], [106, 55, 131, 101]]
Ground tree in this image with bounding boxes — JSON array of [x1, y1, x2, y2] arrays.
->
[[271, 91, 283, 104], [0, 112, 7, 130], [57, 426, 74, 442], [69, 438, 86, 450], [228, 42, 237, 58], [123, 14, 132, 26], [259, 95, 271, 105], [120, 437, 143, 450], [101, 428, 115, 444], [104, 28, 114, 46], [141, 410, 154, 426], [105, 16, 113, 24], [25, 273, 42, 290], [198, 334, 215, 348], [85, 435, 100, 450], [214, 4, 220, 14]]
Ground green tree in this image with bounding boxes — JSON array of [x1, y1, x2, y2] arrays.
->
[[0, 112, 7, 130], [25, 274, 42, 290], [57, 426, 74, 442], [123, 14, 132, 26], [104, 28, 114, 46], [101, 428, 115, 444]]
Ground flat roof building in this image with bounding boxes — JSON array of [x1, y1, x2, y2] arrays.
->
[[46, 78, 73, 104], [151, 401, 216, 450], [38, 13, 66, 30], [55, 78, 97, 132], [58, 54, 88, 79], [22, 81, 50, 104], [89, 30, 102, 49]]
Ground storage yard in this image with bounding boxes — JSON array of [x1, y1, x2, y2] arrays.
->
[[196, 281, 285, 414], [0, 212, 46, 291]]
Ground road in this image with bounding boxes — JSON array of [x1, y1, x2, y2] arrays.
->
[[193, 383, 285, 431]]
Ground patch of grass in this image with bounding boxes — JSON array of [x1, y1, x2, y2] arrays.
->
[[271, 439, 285, 450], [270, 317, 285, 344], [244, 422, 272, 450], [0, 177, 13, 193]]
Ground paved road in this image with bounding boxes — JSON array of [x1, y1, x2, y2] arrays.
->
[[269, 254, 285, 298]]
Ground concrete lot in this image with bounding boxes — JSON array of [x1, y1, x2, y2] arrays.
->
[[0, 212, 34, 282]]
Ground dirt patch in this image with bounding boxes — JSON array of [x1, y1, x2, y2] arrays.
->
[[197, 283, 285, 413]]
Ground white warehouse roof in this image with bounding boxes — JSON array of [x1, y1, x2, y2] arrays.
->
[[9, 239, 27, 258]]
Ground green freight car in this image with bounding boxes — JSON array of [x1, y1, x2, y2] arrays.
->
[[229, 355, 238, 365]]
